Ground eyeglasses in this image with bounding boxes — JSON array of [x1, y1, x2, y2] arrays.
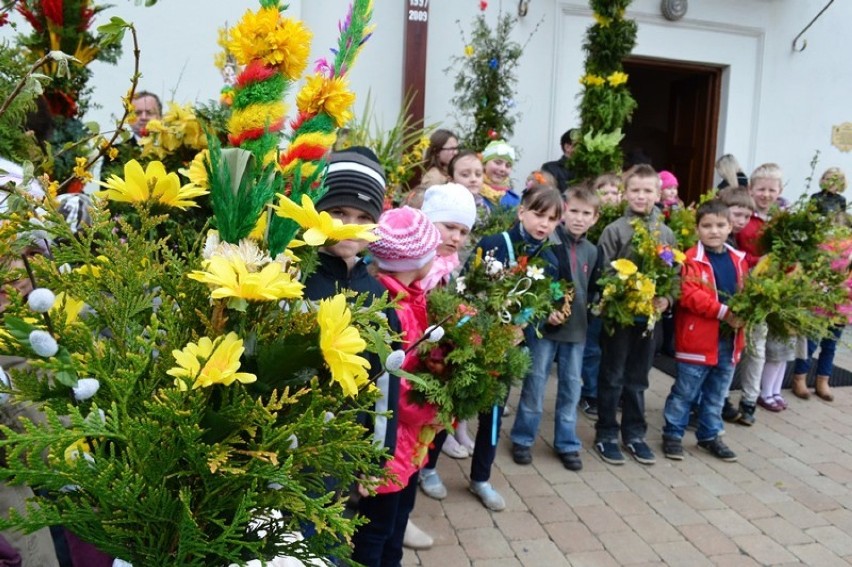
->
[[440, 146, 459, 152]]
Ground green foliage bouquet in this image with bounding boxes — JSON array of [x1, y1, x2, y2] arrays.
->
[[594, 219, 684, 333], [405, 246, 573, 427], [0, 2, 393, 565]]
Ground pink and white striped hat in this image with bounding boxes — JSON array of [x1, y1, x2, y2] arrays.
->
[[369, 206, 441, 272]]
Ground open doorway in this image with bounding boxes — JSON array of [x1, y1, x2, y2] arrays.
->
[[622, 57, 723, 205]]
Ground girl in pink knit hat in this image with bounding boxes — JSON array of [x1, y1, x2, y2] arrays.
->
[[658, 170, 684, 212], [351, 206, 441, 566]]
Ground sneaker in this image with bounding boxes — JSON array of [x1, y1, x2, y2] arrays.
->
[[722, 398, 741, 422], [403, 520, 433, 550], [624, 439, 656, 465], [773, 394, 788, 410], [469, 481, 506, 511], [737, 401, 756, 426], [418, 469, 447, 500], [697, 437, 737, 462], [662, 436, 684, 461], [757, 396, 783, 412], [511, 443, 532, 465], [502, 404, 513, 417], [580, 398, 598, 418], [594, 440, 625, 465], [441, 435, 470, 459], [558, 451, 583, 471]]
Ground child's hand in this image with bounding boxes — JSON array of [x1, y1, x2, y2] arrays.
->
[[723, 310, 745, 329], [653, 297, 670, 312], [357, 475, 380, 498], [547, 310, 566, 326]]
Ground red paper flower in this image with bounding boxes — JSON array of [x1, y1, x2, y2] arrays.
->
[[487, 128, 498, 139], [479, 1, 488, 11]]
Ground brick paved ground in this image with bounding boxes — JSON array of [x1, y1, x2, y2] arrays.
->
[[404, 358, 852, 566]]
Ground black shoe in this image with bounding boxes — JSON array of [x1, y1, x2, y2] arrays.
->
[[595, 440, 625, 465], [722, 397, 741, 423], [558, 451, 583, 471], [662, 436, 684, 460], [624, 439, 656, 465], [697, 437, 737, 462], [580, 398, 598, 418], [512, 443, 532, 465], [737, 401, 756, 426]]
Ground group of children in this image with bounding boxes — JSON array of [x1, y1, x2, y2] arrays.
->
[[316, 129, 847, 564]]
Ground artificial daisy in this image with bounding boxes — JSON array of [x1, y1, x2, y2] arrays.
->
[[317, 294, 370, 397], [167, 332, 257, 390], [296, 74, 355, 127], [98, 160, 208, 210], [274, 194, 378, 245], [188, 255, 304, 302]]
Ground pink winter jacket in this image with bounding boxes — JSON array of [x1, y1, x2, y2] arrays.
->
[[375, 274, 440, 493]]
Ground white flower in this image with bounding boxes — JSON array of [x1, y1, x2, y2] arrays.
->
[[267, 482, 284, 491], [323, 411, 335, 423], [455, 276, 467, 294], [202, 230, 271, 272], [113, 560, 133, 567], [425, 325, 445, 343], [385, 350, 406, 372], [59, 263, 73, 274], [29, 330, 58, 357], [486, 259, 504, 276], [526, 265, 545, 281], [287, 434, 299, 450], [28, 288, 56, 312], [73, 378, 100, 401]]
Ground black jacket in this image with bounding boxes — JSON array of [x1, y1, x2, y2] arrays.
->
[[304, 253, 400, 456]]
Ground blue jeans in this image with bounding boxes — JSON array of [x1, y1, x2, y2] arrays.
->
[[510, 333, 584, 454], [581, 315, 602, 400], [793, 326, 844, 376], [663, 337, 735, 442]]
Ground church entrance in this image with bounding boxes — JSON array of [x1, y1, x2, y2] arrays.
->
[[622, 57, 723, 205]]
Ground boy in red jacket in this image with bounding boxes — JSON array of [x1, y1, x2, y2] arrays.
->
[[662, 200, 747, 462]]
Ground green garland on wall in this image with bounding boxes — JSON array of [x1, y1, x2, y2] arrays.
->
[[568, 0, 637, 181]]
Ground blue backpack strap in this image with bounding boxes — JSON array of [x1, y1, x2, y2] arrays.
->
[[501, 231, 516, 267]]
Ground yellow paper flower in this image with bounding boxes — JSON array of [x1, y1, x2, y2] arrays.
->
[[580, 74, 606, 87], [612, 258, 638, 278], [179, 150, 210, 190], [274, 194, 379, 246], [593, 12, 612, 27], [167, 332, 257, 390], [188, 255, 304, 301], [317, 294, 370, 397], [97, 160, 208, 210], [607, 71, 629, 87], [226, 7, 312, 78], [673, 249, 686, 264], [464, 44, 475, 57], [52, 292, 85, 325], [296, 74, 355, 128], [73, 157, 93, 183]]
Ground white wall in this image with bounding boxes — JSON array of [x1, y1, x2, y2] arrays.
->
[[3, 0, 850, 199]]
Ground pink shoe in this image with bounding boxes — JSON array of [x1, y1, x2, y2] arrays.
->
[[757, 396, 783, 412], [773, 394, 788, 410]]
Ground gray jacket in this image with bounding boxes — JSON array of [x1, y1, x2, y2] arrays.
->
[[542, 225, 598, 343]]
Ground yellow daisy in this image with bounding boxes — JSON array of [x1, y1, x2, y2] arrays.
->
[[317, 294, 370, 397], [97, 160, 208, 210], [188, 255, 304, 302], [167, 332, 257, 390], [274, 194, 379, 246]]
